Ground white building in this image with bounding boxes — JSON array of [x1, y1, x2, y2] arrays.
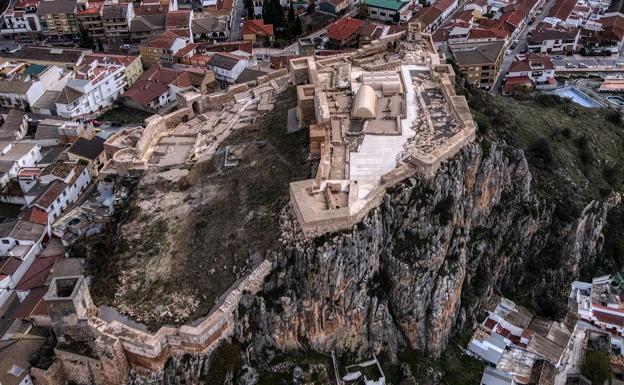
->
[[0, 142, 42, 186], [31, 163, 92, 224], [0, 219, 46, 309], [0, 63, 70, 111], [571, 274, 624, 337], [206, 52, 247, 84], [55, 58, 126, 119], [1, 0, 42, 40]]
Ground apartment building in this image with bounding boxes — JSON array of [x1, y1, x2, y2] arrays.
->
[[76, 3, 105, 44], [35, 0, 80, 42], [1, 0, 42, 42], [450, 40, 505, 89], [0, 46, 90, 70], [527, 24, 580, 53], [81, 53, 143, 87], [504, 54, 557, 94], [55, 58, 126, 118], [101, 3, 135, 45]]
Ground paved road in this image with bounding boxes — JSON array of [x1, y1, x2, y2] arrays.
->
[[491, 0, 555, 93], [230, 0, 244, 41], [552, 53, 624, 68]]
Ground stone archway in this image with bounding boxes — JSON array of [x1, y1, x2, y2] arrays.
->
[[192, 101, 201, 115]]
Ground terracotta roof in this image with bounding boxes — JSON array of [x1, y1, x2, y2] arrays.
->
[[500, 10, 525, 27], [174, 43, 196, 57], [33, 180, 66, 210], [326, 17, 364, 41], [20, 207, 48, 226], [165, 10, 191, 27], [207, 52, 243, 70], [141, 30, 181, 49], [594, 310, 624, 326], [484, 318, 497, 330], [82, 53, 139, 67], [124, 64, 190, 106], [13, 286, 49, 319], [242, 19, 274, 37], [135, 4, 168, 15], [467, 26, 508, 40], [508, 54, 554, 72], [16, 255, 61, 291], [504, 76, 532, 91], [548, 0, 576, 21], [0, 257, 22, 276]]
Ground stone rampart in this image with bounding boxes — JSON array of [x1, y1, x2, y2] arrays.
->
[[90, 260, 272, 373]]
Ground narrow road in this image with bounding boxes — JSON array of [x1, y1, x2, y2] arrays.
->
[[230, 0, 244, 41], [491, 0, 555, 93]]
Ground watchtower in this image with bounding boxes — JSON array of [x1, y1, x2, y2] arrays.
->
[[44, 275, 95, 342]]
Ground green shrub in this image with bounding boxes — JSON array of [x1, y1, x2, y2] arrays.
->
[[528, 138, 554, 167]]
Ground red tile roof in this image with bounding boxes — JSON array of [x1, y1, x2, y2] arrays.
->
[[548, 0, 576, 21], [15, 255, 61, 291], [326, 17, 364, 41], [509, 54, 555, 72], [467, 26, 508, 40], [13, 286, 48, 319], [21, 207, 49, 226], [242, 19, 274, 37], [123, 64, 191, 107], [484, 318, 498, 330], [594, 310, 624, 326], [165, 10, 191, 28], [504, 75, 533, 92], [33, 180, 67, 210], [0, 257, 22, 277], [141, 30, 181, 49], [500, 10, 525, 28]]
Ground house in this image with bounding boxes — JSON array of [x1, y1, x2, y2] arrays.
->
[[242, 19, 274, 45], [101, 3, 135, 46], [571, 274, 624, 337], [544, 0, 577, 26], [527, 24, 580, 53], [363, 0, 410, 22], [450, 40, 505, 89], [504, 54, 557, 94], [165, 10, 193, 40], [414, 0, 459, 32], [0, 142, 42, 187], [122, 64, 193, 111], [0, 110, 28, 142], [192, 16, 230, 42], [0, 64, 70, 112], [55, 58, 126, 119], [319, 0, 350, 15], [129, 14, 166, 44], [325, 17, 364, 49], [35, 0, 79, 43], [66, 136, 106, 176], [0, 219, 47, 307], [206, 52, 247, 84], [0, 331, 47, 385], [33, 118, 86, 147], [33, 162, 92, 223], [81, 53, 144, 88], [138, 31, 189, 68], [1, 0, 42, 42], [579, 15, 624, 55], [0, 46, 89, 71]]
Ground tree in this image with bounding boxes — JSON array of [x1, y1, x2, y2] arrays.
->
[[294, 15, 303, 36], [244, 0, 254, 18], [307, 0, 316, 12], [581, 351, 611, 385], [288, 1, 295, 23]]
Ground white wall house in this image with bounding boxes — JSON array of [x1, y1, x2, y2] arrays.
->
[[0, 142, 42, 186], [31, 164, 92, 224], [0, 64, 70, 111], [206, 53, 247, 84], [55, 59, 126, 119]]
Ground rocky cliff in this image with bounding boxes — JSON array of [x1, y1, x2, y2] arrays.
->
[[237, 141, 620, 360]]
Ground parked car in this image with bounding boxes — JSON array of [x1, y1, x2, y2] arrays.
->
[[121, 44, 131, 50], [88, 119, 101, 126], [566, 63, 577, 68], [578, 63, 588, 68], [505, 49, 512, 55]]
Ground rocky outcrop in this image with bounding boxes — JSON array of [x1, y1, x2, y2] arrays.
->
[[237, 142, 620, 359]]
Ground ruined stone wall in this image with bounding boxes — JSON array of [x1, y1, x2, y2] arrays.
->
[[31, 360, 66, 385], [90, 260, 272, 373]]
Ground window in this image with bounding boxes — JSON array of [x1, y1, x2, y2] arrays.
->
[[1, 240, 9, 244]]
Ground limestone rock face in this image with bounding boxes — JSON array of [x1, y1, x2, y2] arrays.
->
[[238, 142, 620, 358]]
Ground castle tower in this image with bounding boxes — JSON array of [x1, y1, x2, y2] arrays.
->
[[44, 275, 95, 343]]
